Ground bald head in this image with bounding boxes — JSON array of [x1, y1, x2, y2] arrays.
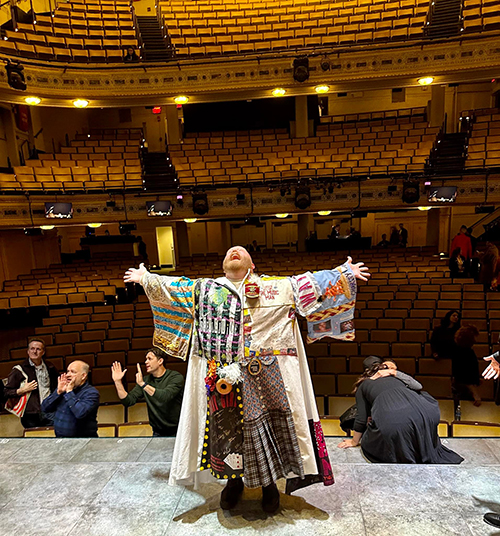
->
[[67, 360, 90, 388]]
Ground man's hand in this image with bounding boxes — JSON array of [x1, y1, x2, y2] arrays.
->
[[124, 263, 147, 284], [18, 380, 37, 396], [66, 376, 76, 393], [347, 256, 371, 282], [483, 354, 500, 380], [338, 438, 359, 449], [57, 374, 68, 395], [136, 363, 144, 386], [111, 361, 127, 383]]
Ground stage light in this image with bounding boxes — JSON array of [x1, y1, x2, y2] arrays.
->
[[315, 85, 330, 94], [25, 96, 41, 105], [87, 223, 102, 228], [184, 218, 197, 223], [295, 185, 311, 210], [318, 210, 332, 216], [293, 57, 309, 83], [192, 192, 209, 215], [418, 77, 434, 86], [40, 225, 55, 230], [73, 99, 89, 108], [5, 60, 26, 91], [272, 88, 286, 97], [275, 213, 289, 218], [174, 96, 189, 105], [402, 180, 420, 204]]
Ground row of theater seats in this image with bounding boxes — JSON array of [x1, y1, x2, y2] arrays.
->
[[158, 0, 499, 58], [0, 0, 140, 63], [464, 108, 500, 169], [1, 256, 134, 308], [1, 129, 143, 192], [170, 108, 438, 185], [462, 0, 500, 32]]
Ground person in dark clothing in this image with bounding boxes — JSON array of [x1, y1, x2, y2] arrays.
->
[[0, 380, 4, 411], [111, 347, 184, 436], [123, 46, 139, 62], [338, 363, 463, 464], [249, 240, 261, 252], [398, 223, 408, 247], [41, 360, 100, 437], [389, 226, 399, 246], [330, 224, 340, 239], [430, 310, 461, 360], [479, 242, 500, 291], [3, 338, 58, 429], [449, 247, 467, 278], [466, 227, 477, 252], [137, 236, 148, 261], [377, 233, 390, 248], [452, 325, 481, 411]]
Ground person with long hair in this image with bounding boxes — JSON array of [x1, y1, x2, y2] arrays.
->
[[453, 325, 481, 410], [338, 362, 463, 464], [430, 310, 461, 360]]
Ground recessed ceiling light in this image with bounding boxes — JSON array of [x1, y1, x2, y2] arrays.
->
[[418, 77, 434, 86], [25, 96, 41, 105], [272, 88, 286, 97], [73, 99, 89, 108]]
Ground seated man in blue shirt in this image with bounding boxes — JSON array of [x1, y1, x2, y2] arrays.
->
[[42, 360, 100, 438]]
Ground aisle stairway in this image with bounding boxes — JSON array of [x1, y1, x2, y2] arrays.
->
[[425, 0, 463, 38], [142, 152, 178, 191], [136, 16, 172, 62], [426, 132, 468, 175]]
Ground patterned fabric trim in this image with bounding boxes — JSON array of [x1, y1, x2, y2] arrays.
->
[[243, 409, 304, 489], [141, 272, 195, 361], [290, 272, 322, 317], [195, 279, 243, 363], [306, 263, 358, 343]]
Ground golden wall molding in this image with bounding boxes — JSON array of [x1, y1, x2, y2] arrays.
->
[[0, 35, 500, 105], [0, 175, 497, 228]]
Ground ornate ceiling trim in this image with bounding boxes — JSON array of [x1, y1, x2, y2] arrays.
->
[[0, 36, 499, 105]]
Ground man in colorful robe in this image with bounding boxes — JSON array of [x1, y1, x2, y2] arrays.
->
[[124, 247, 369, 513]]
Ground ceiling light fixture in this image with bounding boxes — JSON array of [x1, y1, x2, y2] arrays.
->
[[272, 88, 286, 97], [184, 218, 197, 223], [174, 95, 189, 105], [317, 210, 332, 216], [73, 99, 89, 108], [40, 225, 55, 230], [275, 213, 289, 218], [418, 77, 434, 86], [25, 96, 41, 105], [87, 223, 102, 228], [418, 206, 432, 211], [315, 85, 330, 94]]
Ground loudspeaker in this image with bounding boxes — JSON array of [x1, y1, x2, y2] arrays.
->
[[193, 192, 209, 215], [402, 180, 420, 204], [293, 57, 309, 83]]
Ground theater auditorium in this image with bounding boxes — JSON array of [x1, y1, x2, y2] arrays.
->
[[1, 0, 500, 534]]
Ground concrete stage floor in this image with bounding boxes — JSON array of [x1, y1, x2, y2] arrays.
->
[[1, 437, 500, 536]]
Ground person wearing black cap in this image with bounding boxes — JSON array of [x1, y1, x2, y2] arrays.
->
[[338, 361, 463, 464]]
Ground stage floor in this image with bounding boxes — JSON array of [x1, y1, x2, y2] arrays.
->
[[1, 437, 500, 536]]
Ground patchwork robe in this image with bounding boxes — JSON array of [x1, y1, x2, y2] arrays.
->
[[140, 262, 357, 490]]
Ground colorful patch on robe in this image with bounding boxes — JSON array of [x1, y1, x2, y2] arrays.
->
[[306, 263, 357, 342]]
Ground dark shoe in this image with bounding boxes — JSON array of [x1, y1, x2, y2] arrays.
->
[[220, 477, 244, 510], [484, 512, 500, 528], [262, 482, 280, 513]]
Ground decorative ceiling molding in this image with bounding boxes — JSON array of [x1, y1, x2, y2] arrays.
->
[[0, 36, 499, 105]]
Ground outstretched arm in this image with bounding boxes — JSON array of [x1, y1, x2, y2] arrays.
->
[[124, 263, 148, 285]]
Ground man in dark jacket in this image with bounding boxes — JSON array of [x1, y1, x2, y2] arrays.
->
[[41, 360, 100, 437], [4, 338, 58, 429]]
